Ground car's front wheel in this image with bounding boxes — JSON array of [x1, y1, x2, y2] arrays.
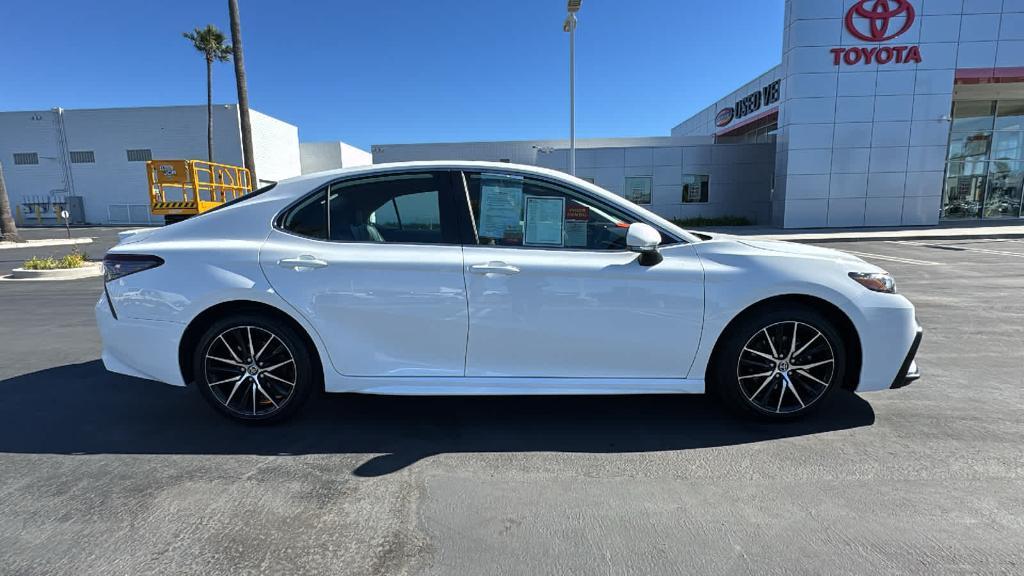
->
[[192, 314, 314, 423], [713, 305, 847, 420]]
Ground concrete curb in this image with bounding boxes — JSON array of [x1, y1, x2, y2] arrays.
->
[[695, 224, 1024, 244], [750, 231, 1024, 244], [4, 262, 104, 281], [0, 238, 94, 251]]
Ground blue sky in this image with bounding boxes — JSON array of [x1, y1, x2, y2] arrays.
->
[[1, 1, 784, 149]]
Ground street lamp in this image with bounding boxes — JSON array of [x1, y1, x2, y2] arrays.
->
[[564, 0, 582, 176]]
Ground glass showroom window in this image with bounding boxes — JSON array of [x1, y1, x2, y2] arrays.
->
[[682, 174, 709, 203], [942, 100, 1024, 220], [624, 177, 652, 205]]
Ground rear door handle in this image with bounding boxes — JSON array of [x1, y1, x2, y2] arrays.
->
[[278, 255, 329, 270], [469, 262, 520, 275]]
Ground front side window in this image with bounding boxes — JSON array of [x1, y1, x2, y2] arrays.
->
[[280, 171, 455, 244], [464, 172, 641, 250]]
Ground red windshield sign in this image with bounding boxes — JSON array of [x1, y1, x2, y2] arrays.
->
[[829, 0, 922, 66]]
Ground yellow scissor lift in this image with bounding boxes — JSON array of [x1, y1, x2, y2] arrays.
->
[[147, 159, 253, 224]]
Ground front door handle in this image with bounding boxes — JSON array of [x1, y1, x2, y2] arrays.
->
[[469, 262, 520, 275], [278, 255, 329, 270]]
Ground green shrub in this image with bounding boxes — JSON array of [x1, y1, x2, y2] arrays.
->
[[670, 216, 752, 227], [22, 251, 86, 270]]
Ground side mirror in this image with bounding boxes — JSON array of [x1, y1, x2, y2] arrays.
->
[[626, 222, 663, 266]]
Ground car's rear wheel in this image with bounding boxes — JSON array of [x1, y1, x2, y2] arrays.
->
[[192, 314, 313, 423], [713, 305, 847, 420]]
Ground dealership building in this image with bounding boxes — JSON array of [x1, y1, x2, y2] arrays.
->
[[375, 0, 1024, 228]]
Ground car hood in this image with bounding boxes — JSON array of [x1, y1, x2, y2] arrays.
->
[[733, 238, 864, 263], [702, 236, 884, 273]]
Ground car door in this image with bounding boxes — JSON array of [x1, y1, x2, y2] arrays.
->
[[459, 170, 705, 379], [260, 170, 468, 377]]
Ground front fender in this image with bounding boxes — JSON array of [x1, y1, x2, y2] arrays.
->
[[688, 239, 917, 392]]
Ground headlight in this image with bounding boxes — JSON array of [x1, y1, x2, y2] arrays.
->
[[849, 271, 896, 294], [103, 254, 164, 282]]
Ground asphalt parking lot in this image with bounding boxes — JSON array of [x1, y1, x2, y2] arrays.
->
[[1, 227, 1023, 575]]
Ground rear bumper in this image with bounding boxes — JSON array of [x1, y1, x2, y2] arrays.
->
[[96, 294, 188, 386], [890, 325, 923, 389]]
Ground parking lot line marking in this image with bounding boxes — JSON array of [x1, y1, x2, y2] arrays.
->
[[839, 249, 943, 266], [887, 240, 1024, 259]]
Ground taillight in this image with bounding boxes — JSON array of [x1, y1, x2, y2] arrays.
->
[[103, 254, 164, 282]]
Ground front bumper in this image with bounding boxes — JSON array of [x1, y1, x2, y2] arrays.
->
[[890, 325, 923, 389]]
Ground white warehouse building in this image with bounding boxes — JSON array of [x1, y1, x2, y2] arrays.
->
[[0, 105, 369, 225]]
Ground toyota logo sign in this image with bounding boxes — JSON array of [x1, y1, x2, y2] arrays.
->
[[845, 0, 915, 42], [829, 0, 922, 66]]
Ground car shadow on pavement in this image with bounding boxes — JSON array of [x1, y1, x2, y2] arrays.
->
[[0, 361, 875, 477]]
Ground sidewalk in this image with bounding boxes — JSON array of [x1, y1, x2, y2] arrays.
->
[[0, 237, 94, 251], [694, 221, 1024, 243]]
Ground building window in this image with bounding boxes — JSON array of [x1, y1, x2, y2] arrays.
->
[[942, 100, 1024, 220], [580, 177, 596, 184], [69, 151, 95, 164], [13, 152, 38, 165], [682, 174, 710, 203], [126, 149, 152, 162], [624, 176, 652, 205]]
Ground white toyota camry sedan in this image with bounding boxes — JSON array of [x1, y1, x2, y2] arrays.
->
[[98, 161, 922, 423]]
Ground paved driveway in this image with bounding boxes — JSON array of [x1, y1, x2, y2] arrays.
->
[[1, 229, 1022, 575]]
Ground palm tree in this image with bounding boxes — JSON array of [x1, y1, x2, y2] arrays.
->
[[228, 0, 258, 185], [0, 160, 24, 243], [183, 25, 233, 163]]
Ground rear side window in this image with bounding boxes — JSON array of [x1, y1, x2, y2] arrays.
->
[[281, 189, 328, 239], [280, 171, 457, 244]]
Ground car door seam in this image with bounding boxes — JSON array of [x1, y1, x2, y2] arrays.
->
[[257, 229, 340, 376], [684, 245, 709, 380], [460, 245, 471, 377]]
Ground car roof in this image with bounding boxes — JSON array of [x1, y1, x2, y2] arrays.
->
[[275, 161, 578, 189]]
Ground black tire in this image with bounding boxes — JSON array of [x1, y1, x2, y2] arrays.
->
[[192, 314, 314, 423], [712, 305, 847, 420]]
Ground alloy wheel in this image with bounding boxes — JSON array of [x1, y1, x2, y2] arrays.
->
[[203, 325, 297, 417], [735, 321, 836, 414]]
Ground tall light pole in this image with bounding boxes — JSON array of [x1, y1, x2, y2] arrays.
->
[[564, 0, 581, 176]]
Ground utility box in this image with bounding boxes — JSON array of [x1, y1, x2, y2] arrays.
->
[[16, 195, 85, 226]]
